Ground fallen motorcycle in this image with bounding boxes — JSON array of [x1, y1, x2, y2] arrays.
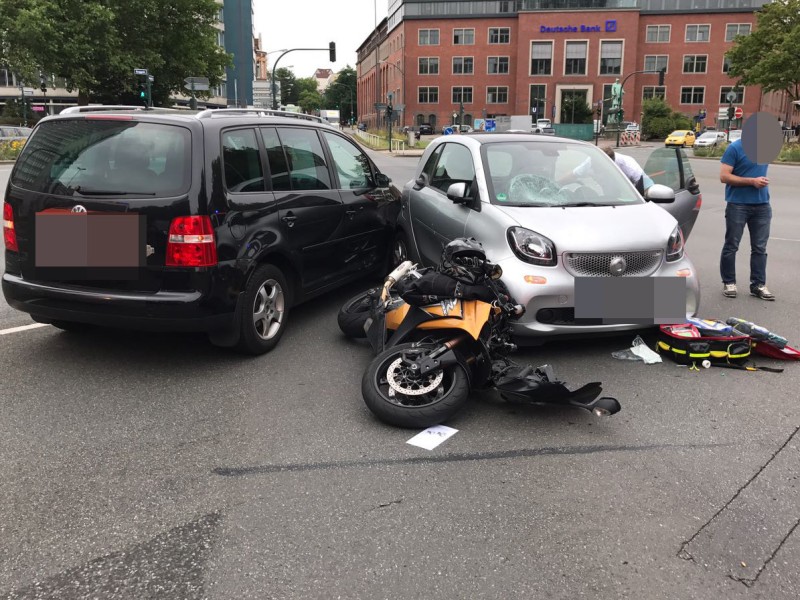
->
[[339, 238, 621, 428]]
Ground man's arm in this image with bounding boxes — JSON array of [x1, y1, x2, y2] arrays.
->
[[719, 163, 768, 189]]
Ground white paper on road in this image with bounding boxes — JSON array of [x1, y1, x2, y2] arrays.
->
[[406, 425, 458, 450]]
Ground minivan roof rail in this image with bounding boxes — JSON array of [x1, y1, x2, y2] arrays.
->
[[195, 108, 332, 125], [60, 105, 184, 115]]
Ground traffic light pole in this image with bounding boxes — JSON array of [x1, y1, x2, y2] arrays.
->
[[613, 68, 664, 148], [271, 44, 336, 110]]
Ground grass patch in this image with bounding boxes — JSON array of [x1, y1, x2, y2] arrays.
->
[[777, 143, 800, 162], [693, 143, 728, 158]]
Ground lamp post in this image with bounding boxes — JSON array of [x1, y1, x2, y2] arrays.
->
[[379, 60, 406, 128]]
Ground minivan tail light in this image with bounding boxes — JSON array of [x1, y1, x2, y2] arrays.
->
[[3, 203, 18, 252], [165, 216, 217, 267]]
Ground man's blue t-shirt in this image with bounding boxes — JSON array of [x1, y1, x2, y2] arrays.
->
[[720, 139, 769, 204]]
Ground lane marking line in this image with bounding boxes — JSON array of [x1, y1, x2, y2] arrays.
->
[[0, 323, 50, 336], [770, 237, 800, 242]]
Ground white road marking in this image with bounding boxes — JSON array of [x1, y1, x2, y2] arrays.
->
[[771, 237, 800, 242], [0, 323, 49, 336]]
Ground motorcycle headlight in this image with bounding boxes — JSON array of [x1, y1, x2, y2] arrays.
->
[[666, 225, 684, 262], [507, 227, 557, 266]]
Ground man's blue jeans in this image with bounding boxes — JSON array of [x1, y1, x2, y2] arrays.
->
[[720, 202, 771, 288]]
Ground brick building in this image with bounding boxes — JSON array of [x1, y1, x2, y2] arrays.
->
[[356, 0, 794, 132]]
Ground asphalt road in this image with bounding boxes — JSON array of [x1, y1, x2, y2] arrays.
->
[[1, 147, 799, 599]]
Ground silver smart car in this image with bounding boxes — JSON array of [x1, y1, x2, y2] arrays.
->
[[395, 133, 701, 343]]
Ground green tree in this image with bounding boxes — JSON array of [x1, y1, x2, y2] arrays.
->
[[273, 67, 297, 105], [298, 89, 322, 113], [726, 0, 800, 104], [324, 66, 357, 124], [560, 95, 593, 124], [0, 0, 229, 105]]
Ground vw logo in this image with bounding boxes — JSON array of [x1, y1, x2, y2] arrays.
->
[[609, 256, 627, 276], [71, 205, 87, 214]]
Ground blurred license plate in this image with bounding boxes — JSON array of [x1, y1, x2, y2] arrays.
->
[[574, 277, 686, 325], [35, 212, 145, 269]]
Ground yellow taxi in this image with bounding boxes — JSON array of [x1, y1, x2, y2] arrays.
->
[[665, 130, 696, 147]]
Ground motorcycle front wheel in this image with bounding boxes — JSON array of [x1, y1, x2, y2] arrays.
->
[[362, 343, 470, 428]]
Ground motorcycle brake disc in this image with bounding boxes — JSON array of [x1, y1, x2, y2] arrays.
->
[[386, 357, 444, 396]]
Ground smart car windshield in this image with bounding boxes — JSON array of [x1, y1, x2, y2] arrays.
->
[[481, 141, 643, 207]]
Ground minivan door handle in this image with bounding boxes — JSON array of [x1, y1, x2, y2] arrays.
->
[[281, 212, 297, 227]]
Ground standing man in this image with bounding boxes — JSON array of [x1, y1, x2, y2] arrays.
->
[[719, 136, 774, 300]]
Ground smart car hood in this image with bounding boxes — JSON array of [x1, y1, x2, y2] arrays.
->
[[494, 202, 677, 253]]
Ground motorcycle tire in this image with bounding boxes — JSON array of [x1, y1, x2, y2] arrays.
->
[[362, 343, 470, 428], [337, 289, 377, 338]]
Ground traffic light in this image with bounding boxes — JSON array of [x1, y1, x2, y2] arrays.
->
[[329, 42, 336, 63], [727, 105, 735, 120], [39, 73, 47, 93], [386, 104, 393, 119], [658, 67, 665, 86], [138, 82, 148, 106], [595, 105, 602, 118]]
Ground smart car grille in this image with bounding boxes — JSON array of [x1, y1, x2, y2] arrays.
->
[[563, 250, 663, 278]]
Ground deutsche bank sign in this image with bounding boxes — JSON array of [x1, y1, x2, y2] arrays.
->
[[540, 20, 617, 33]]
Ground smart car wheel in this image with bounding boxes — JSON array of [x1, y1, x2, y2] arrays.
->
[[236, 264, 290, 355]]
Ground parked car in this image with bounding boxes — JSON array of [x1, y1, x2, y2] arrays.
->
[[0, 126, 32, 143], [665, 130, 696, 147], [727, 129, 742, 142], [394, 134, 700, 343], [693, 131, 726, 148], [357, 122, 367, 131], [418, 123, 434, 135], [2, 106, 399, 354], [532, 126, 556, 136], [458, 125, 473, 133]]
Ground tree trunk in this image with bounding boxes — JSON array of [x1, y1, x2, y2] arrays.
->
[[78, 90, 89, 106]]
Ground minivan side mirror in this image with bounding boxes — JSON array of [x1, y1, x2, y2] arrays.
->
[[644, 183, 676, 203], [375, 172, 391, 188]]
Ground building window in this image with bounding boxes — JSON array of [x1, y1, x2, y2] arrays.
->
[[725, 23, 751, 42], [643, 86, 666, 100], [453, 56, 474, 75], [686, 25, 710, 42], [418, 29, 439, 45], [489, 27, 510, 44], [683, 55, 707, 74], [565, 41, 587, 76], [453, 28, 475, 45], [418, 87, 439, 103], [218, 7, 224, 23], [722, 56, 731, 73], [644, 55, 668, 73], [452, 87, 473, 104], [645, 25, 670, 43], [499, 1, 513, 12], [217, 31, 225, 47], [599, 41, 622, 76], [487, 86, 509, 104], [531, 41, 553, 76], [680, 86, 704, 104], [720, 87, 744, 104], [418, 57, 439, 75], [530, 84, 546, 117], [487, 56, 510, 75]]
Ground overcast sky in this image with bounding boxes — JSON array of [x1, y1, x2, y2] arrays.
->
[[255, 0, 389, 78]]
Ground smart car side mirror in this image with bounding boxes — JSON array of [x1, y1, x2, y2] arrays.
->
[[446, 182, 470, 204], [686, 176, 700, 195], [644, 183, 675, 203], [375, 172, 391, 187], [412, 173, 428, 191]]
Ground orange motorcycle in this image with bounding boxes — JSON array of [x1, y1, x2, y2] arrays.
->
[[339, 239, 621, 428]]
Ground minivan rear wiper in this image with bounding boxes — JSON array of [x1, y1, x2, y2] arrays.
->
[[74, 187, 155, 196]]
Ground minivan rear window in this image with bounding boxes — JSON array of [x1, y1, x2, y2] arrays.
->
[[11, 120, 191, 197]]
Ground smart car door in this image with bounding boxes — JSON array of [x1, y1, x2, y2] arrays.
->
[[408, 142, 478, 265], [320, 130, 394, 276], [643, 147, 700, 240], [262, 126, 345, 293]]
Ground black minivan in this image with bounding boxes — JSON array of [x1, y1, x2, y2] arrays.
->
[[2, 107, 399, 354]]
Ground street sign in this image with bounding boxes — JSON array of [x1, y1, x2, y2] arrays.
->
[[484, 119, 496, 132], [148, 75, 154, 82], [22, 88, 34, 96], [374, 102, 387, 110], [184, 77, 210, 92], [531, 106, 537, 114], [734, 107, 744, 119], [134, 68, 148, 75]]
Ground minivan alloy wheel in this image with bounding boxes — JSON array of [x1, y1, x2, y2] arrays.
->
[[253, 279, 285, 341]]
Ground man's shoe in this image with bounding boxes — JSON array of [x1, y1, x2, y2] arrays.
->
[[723, 283, 737, 298], [750, 285, 775, 301]]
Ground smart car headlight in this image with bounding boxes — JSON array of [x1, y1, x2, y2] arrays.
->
[[507, 227, 557, 266], [666, 225, 684, 262]]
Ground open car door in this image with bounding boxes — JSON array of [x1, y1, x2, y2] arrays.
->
[[643, 147, 702, 240]]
